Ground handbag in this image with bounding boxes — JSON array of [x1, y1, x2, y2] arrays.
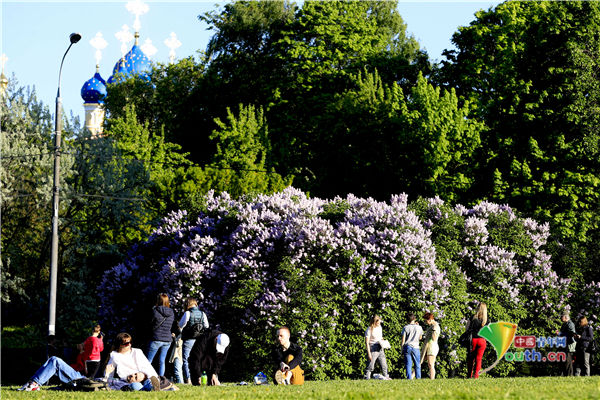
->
[[379, 339, 391, 350], [459, 319, 474, 347], [458, 330, 472, 347]]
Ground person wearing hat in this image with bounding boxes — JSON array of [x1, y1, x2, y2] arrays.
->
[[188, 330, 230, 386]]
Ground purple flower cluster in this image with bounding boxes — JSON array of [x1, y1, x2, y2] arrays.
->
[[98, 188, 570, 377]]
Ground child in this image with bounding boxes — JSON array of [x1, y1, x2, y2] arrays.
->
[[364, 314, 391, 380]]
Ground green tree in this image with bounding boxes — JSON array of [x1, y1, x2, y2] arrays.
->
[[104, 58, 210, 164], [0, 78, 79, 330], [105, 0, 431, 197], [205, 104, 292, 198], [266, 0, 430, 184], [438, 1, 600, 280], [309, 70, 483, 200]]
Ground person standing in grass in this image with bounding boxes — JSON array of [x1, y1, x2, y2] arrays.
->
[[574, 316, 594, 376], [466, 302, 487, 378], [177, 297, 209, 384], [401, 313, 423, 379], [146, 293, 175, 377], [420, 313, 440, 379], [558, 312, 577, 376], [363, 314, 391, 380]]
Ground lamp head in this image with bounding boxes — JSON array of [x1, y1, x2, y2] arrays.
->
[[70, 33, 82, 44]]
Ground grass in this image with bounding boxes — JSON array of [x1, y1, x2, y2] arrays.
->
[[3, 377, 600, 399]]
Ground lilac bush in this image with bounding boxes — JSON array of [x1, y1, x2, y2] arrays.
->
[[98, 188, 570, 379]]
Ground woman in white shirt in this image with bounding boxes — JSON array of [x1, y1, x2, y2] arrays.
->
[[364, 314, 391, 380], [105, 332, 160, 391]]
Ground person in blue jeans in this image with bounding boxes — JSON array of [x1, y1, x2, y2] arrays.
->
[[18, 356, 86, 391], [177, 297, 209, 384], [401, 313, 423, 379], [146, 293, 175, 376], [17, 356, 157, 391]]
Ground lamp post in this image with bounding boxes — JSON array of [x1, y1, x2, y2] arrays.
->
[[48, 33, 81, 344]]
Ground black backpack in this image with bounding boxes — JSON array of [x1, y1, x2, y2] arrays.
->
[[183, 309, 206, 339], [184, 322, 205, 339]]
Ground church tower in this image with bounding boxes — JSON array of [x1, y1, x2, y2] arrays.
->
[[81, 65, 107, 137]]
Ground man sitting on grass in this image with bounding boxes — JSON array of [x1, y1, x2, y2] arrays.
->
[[273, 326, 304, 385]]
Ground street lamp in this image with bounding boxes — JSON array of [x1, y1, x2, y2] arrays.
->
[[48, 33, 81, 344]]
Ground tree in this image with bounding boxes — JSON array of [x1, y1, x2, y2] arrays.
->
[[438, 1, 600, 280], [266, 0, 430, 185], [205, 104, 292, 198], [306, 70, 483, 200], [104, 57, 210, 164], [104, 0, 431, 197], [0, 77, 77, 328]]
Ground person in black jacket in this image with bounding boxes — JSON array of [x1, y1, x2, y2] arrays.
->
[[574, 316, 594, 376], [188, 330, 230, 386], [274, 326, 304, 385], [466, 302, 487, 379], [559, 312, 577, 376], [146, 293, 175, 376]]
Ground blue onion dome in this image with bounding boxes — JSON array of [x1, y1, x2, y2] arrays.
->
[[81, 70, 107, 104], [108, 35, 151, 84], [107, 58, 129, 84]]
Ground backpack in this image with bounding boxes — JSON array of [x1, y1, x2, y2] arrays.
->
[[62, 378, 109, 391], [184, 322, 205, 339], [183, 309, 206, 339]]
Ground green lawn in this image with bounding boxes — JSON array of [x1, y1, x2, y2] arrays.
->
[[3, 377, 600, 399]]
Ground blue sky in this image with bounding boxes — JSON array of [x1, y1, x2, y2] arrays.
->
[[2, 1, 500, 123]]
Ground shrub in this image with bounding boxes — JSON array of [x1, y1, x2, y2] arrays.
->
[[98, 188, 570, 379]]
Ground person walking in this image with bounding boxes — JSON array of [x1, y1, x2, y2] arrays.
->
[[177, 297, 209, 384], [466, 302, 487, 378], [146, 293, 175, 376], [401, 313, 423, 379], [363, 314, 391, 380], [420, 313, 440, 379], [574, 316, 594, 376]]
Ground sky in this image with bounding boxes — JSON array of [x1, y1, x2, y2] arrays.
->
[[1, 1, 501, 124]]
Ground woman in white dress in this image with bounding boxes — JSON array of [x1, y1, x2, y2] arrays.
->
[[421, 312, 441, 379]]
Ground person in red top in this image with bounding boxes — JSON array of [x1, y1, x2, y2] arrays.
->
[[71, 324, 104, 378]]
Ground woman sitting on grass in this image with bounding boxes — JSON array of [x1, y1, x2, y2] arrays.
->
[[17, 332, 159, 392], [104, 332, 160, 391]]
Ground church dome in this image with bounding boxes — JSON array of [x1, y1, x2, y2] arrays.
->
[[80, 71, 107, 104], [108, 40, 151, 84]]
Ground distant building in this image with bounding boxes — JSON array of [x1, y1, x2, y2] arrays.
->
[[81, 32, 151, 137]]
